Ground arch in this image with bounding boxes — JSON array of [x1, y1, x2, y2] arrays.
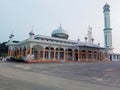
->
[[65, 48, 73, 60], [88, 50, 92, 60], [32, 45, 43, 59], [94, 51, 97, 53], [14, 48, 19, 56], [23, 46, 26, 56], [50, 47, 54, 50], [45, 47, 49, 59], [55, 48, 59, 60], [60, 48, 64, 51], [94, 51, 98, 60], [99, 52, 103, 60], [67, 48, 72, 52], [56, 47, 64, 60], [81, 50, 86, 61], [82, 50, 86, 52], [74, 49, 78, 52], [74, 49, 78, 61], [19, 47, 22, 56], [17, 49, 19, 56], [45, 47, 49, 50], [50, 47, 54, 59], [32, 45, 43, 50], [59, 48, 64, 60], [88, 51, 92, 53]]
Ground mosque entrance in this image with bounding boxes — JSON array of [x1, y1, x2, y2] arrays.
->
[[32, 45, 43, 60], [74, 49, 78, 61]]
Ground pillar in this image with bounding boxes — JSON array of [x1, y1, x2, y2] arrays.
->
[[54, 49, 56, 60], [42, 48, 45, 60], [29, 48, 32, 55], [78, 51, 80, 61], [37, 51, 40, 60], [58, 49, 60, 60], [8, 49, 10, 56], [25, 48, 28, 56], [86, 51, 88, 61], [10, 49, 12, 56], [20, 49, 23, 57], [9, 49, 11, 56], [72, 51, 74, 61], [92, 51, 94, 61], [64, 50, 66, 61], [48, 49, 51, 60], [65, 50, 68, 60]]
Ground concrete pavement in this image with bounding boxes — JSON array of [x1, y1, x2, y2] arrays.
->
[[0, 62, 120, 90]]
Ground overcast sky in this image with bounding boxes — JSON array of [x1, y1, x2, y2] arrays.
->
[[0, 0, 120, 52]]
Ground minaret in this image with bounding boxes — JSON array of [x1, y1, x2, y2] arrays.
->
[[87, 26, 94, 44], [29, 26, 35, 39], [103, 3, 112, 48], [9, 33, 14, 43], [85, 26, 94, 44]]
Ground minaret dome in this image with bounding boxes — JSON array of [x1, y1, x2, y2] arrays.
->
[[103, 3, 110, 12]]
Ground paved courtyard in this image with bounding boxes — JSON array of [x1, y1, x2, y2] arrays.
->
[[0, 61, 120, 90]]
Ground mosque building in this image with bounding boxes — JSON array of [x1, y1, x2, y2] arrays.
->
[[7, 25, 107, 63], [6, 3, 120, 62]]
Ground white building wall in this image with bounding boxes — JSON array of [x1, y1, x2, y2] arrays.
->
[[109, 54, 120, 61]]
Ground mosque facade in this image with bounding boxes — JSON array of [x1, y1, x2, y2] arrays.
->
[[6, 3, 120, 62], [7, 25, 106, 63]]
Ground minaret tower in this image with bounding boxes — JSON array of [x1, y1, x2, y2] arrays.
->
[[29, 26, 35, 39], [103, 3, 112, 49], [84, 26, 94, 44], [9, 33, 14, 43]]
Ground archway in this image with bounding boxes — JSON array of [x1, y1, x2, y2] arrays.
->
[[56, 48, 64, 60], [50, 47, 54, 59], [66, 48, 73, 60], [23, 46, 26, 56], [45, 47, 49, 59], [94, 51, 98, 61], [32, 45, 43, 60], [81, 50, 86, 61], [88, 51, 92, 61], [74, 49, 78, 61]]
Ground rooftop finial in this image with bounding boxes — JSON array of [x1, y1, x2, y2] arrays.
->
[[29, 26, 35, 37], [87, 25, 94, 44], [9, 31, 14, 39], [9, 31, 14, 43], [103, 3, 110, 12], [77, 36, 80, 42], [88, 25, 92, 31], [31, 26, 34, 32], [59, 24, 62, 29]]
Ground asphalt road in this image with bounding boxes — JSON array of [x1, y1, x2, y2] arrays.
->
[[0, 61, 120, 90]]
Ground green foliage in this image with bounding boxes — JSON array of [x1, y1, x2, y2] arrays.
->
[[16, 55, 23, 60], [0, 42, 8, 56]]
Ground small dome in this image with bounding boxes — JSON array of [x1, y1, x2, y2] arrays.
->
[[104, 3, 110, 7], [103, 3, 110, 12], [51, 25, 69, 39]]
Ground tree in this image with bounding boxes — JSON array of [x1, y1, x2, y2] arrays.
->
[[0, 42, 8, 56]]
